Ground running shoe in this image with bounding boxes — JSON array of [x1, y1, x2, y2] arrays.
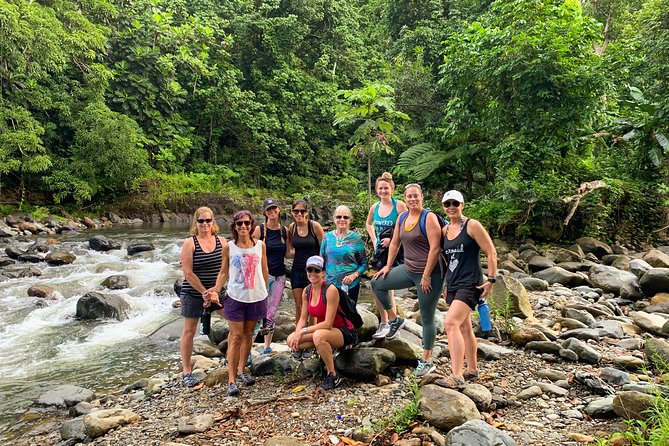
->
[[238, 372, 256, 386], [385, 316, 406, 340], [413, 360, 436, 378], [322, 373, 341, 390], [182, 372, 197, 387], [227, 382, 240, 396], [372, 323, 390, 340]]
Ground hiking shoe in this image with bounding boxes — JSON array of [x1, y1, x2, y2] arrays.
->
[[385, 317, 406, 340], [182, 372, 197, 387], [436, 375, 466, 390], [227, 382, 240, 396], [372, 323, 390, 340], [413, 360, 437, 378], [262, 347, 272, 356], [322, 373, 341, 390], [302, 348, 315, 359], [238, 372, 255, 386], [464, 370, 479, 382], [292, 350, 303, 360]]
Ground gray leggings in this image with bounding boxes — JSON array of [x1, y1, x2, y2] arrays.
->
[[371, 265, 444, 350]]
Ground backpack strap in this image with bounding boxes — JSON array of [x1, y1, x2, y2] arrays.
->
[[398, 210, 409, 227], [281, 225, 287, 245], [259, 223, 266, 241], [418, 209, 430, 238], [320, 281, 350, 325]]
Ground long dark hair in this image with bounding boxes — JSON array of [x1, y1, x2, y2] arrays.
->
[[229, 210, 256, 243]]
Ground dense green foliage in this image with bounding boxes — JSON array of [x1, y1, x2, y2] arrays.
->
[[0, 0, 667, 242]]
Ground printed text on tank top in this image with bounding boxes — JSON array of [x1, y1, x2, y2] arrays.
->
[[376, 200, 395, 219], [445, 218, 468, 241]]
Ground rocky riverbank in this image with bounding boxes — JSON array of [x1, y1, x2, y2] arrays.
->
[[7, 236, 669, 446]]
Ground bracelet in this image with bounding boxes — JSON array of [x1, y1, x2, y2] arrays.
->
[[302, 327, 308, 335]]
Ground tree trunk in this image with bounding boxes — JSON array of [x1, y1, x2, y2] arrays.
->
[[367, 153, 372, 209]]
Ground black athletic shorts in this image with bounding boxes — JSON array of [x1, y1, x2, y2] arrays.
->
[[445, 286, 483, 311], [337, 326, 358, 348], [290, 270, 310, 290]]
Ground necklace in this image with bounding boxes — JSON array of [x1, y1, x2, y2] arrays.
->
[[335, 231, 349, 248], [404, 214, 420, 231], [446, 217, 467, 239]]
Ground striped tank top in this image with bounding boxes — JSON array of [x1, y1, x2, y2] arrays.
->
[[181, 236, 222, 297]]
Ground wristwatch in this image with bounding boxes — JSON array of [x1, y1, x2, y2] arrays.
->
[[303, 328, 308, 335], [487, 276, 497, 283]]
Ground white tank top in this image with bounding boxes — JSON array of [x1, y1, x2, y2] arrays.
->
[[227, 240, 267, 303]]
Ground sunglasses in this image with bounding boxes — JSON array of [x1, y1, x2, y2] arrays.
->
[[292, 209, 307, 215], [442, 200, 461, 208], [306, 267, 322, 273], [235, 220, 252, 227], [196, 218, 213, 224], [335, 215, 350, 220]]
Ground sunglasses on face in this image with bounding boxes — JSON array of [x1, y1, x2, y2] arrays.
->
[[443, 201, 461, 208], [306, 267, 322, 273], [292, 209, 307, 215], [335, 215, 350, 220], [197, 218, 213, 224], [235, 220, 252, 227]]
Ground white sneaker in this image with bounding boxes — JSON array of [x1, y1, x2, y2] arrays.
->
[[372, 323, 390, 339]]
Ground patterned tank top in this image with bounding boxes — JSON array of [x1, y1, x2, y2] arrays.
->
[[181, 236, 222, 298]]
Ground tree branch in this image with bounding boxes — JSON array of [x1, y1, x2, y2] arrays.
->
[[562, 180, 608, 226]]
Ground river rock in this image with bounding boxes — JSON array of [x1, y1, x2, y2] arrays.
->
[[528, 256, 555, 272], [18, 253, 43, 263], [557, 328, 600, 342], [203, 367, 229, 387], [510, 327, 549, 346], [100, 274, 130, 290], [611, 256, 631, 271], [89, 235, 121, 252], [556, 261, 589, 272], [500, 259, 525, 274], [588, 264, 639, 295], [84, 408, 140, 437], [546, 247, 583, 263], [645, 302, 669, 315], [38, 385, 95, 408], [192, 338, 222, 357], [1, 265, 42, 279], [462, 384, 493, 412], [584, 397, 617, 419], [251, 353, 299, 376], [562, 308, 596, 327], [612, 391, 656, 420], [60, 417, 86, 441], [477, 340, 514, 359], [264, 437, 310, 446], [643, 249, 669, 268], [208, 318, 230, 345], [575, 237, 612, 258], [611, 355, 646, 370], [517, 386, 543, 400], [357, 307, 380, 341], [45, 251, 76, 266], [488, 275, 534, 319], [561, 338, 600, 364], [518, 278, 548, 291], [4, 246, 23, 260], [525, 341, 562, 355], [127, 243, 155, 256], [629, 259, 652, 279], [334, 347, 396, 380], [76, 292, 130, 321], [555, 317, 588, 330], [418, 384, 481, 430], [533, 267, 585, 287], [28, 285, 58, 299], [631, 311, 668, 336], [519, 248, 539, 263], [445, 419, 517, 446], [177, 414, 214, 435], [651, 293, 669, 304], [595, 320, 625, 339], [376, 336, 423, 360], [639, 268, 669, 296], [0, 219, 16, 237], [536, 381, 569, 396], [644, 338, 669, 369]]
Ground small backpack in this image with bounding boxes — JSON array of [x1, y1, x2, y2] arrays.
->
[[371, 226, 404, 270], [398, 209, 448, 278], [305, 281, 364, 329]]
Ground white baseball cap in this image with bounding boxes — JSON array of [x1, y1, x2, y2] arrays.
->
[[441, 190, 465, 203], [305, 255, 324, 270]]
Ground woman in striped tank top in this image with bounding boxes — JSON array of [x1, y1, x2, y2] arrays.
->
[[179, 206, 228, 387]]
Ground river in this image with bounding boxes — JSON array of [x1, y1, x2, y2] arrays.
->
[[0, 225, 189, 439]]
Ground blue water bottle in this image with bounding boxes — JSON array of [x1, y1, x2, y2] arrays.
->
[[478, 299, 492, 332]]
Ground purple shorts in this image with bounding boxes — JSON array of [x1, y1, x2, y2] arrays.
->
[[223, 293, 267, 323]]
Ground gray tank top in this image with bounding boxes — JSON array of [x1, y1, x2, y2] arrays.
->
[[399, 216, 430, 274]]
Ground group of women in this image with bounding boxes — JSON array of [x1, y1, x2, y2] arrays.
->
[[179, 172, 497, 395]]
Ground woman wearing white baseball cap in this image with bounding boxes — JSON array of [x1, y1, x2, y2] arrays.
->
[[440, 189, 497, 389]]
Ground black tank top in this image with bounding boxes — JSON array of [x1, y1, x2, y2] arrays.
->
[[442, 220, 483, 291], [260, 224, 287, 276], [292, 220, 319, 271], [181, 236, 222, 297]]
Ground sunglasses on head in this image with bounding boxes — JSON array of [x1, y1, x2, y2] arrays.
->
[[306, 267, 322, 273], [442, 200, 461, 208], [335, 215, 350, 220], [235, 220, 252, 227], [197, 218, 213, 224], [292, 209, 307, 215]]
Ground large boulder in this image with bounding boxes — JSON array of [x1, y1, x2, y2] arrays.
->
[[76, 292, 130, 321], [532, 267, 585, 288], [575, 237, 613, 259], [527, 256, 555, 273], [643, 249, 669, 268], [60, 417, 87, 442], [639, 268, 669, 296], [445, 419, 516, 446], [127, 243, 155, 256], [84, 408, 140, 437], [418, 384, 481, 430], [589, 264, 639, 295], [631, 311, 668, 337], [629, 259, 653, 279], [375, 335, 423, 360], [546, 247, 583, 263], [89, 235, 121, 252], [357, 307, 380, 341], [251, 353, 300, 376], [612, 391, 656, 420], [488, 275, 534, 319], [37, 385, 95, 408], [45, 251, 76, 266], [334, 347, 395, 380], [28, 285, 58, 299]]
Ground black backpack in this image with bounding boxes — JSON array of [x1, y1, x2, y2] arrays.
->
[[398, 209, 448, 278], [371, 226, 404, 270], [305, 281, 363, 329]]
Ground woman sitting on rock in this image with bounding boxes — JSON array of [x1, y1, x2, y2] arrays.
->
[[320, 205, 367, 304], [441, 190, 497, 389], [215, 210, 268, 396], [179, 206, 227, 387], [287, 255, 356, 390]]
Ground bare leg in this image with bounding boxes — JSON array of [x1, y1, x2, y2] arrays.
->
[[227, 321, 245, 383], [238, 320, 258, 374], [180, 317, 199, 373], [312, 329, 345, 375], [459, 315, 478, 373], [443, 300, 472, 378], [292, 287, 303, 324]]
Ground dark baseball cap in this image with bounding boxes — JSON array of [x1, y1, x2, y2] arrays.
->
[[263, 198, 279, 211]]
